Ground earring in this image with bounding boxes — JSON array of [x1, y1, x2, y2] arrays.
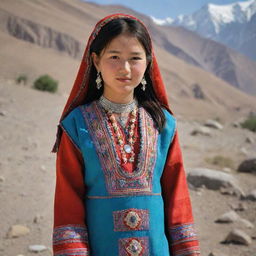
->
[[96, 71, 102, 90], [141, 76, 147, 91]]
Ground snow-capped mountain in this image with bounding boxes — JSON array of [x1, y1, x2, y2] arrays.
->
[[152, 0, 256, 61]]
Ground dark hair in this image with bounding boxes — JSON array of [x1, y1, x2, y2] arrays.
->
[[84, 18, 166, 132]]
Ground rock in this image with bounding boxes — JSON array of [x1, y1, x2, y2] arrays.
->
[[238, 218, 254, 229], [28, 245, 47, 253], [0, 110, 7, 116], [208, 252, 228, 256], [245, 137, 254, 144], [232, 122, 240, 128], [204, 119, 223, 130], [33, 214, 43, 223], [231, 202, 247, 211], [223, 229, 252, 245], [0, 176, 5, 183], [196, 191, 202, 196], [190, 126, 212, 136], [220, 187, 242, 197], [7, 225, 30, 238], [237, 158, 256, 173], [213, 208, 253, 229], [240, 147, 249, 156], [222, 167, 232, 173], [192, 83, 205, 99], [215, 211, 240, 223], [40, 165, 46, 171], [187, 168, 243, 194], [244, 190, 256, 201]]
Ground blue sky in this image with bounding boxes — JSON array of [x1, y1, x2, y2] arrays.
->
[[84, 0, 251, 18]]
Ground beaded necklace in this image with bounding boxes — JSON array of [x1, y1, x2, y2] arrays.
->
[[99, 96, 138, 164]]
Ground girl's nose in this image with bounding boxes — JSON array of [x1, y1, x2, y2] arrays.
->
[[119, 60, 131, 73]]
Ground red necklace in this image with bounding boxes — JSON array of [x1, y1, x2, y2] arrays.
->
[[107, 108, 137, 164]]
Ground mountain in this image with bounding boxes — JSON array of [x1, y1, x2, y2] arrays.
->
[[153, 0, 256, 61], [155, 24, 256, 95], [0, 0, 255, 122]]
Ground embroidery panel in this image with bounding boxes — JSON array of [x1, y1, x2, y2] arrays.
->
[[53, 225, 88, 246], [113, 209, 149, 232], [80, 102, 158, 195], [169, 223, 198, 245], [119, 237, 149, 256]]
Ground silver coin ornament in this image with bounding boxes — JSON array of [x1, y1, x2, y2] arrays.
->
[[124, 144, 132, 153]]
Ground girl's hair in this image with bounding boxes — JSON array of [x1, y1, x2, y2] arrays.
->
[[84, 18, 166, 132]]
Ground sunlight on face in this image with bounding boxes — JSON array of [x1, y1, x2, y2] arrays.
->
[[92, 33, 148, 103]]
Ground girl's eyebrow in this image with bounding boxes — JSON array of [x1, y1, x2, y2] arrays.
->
[[106, 50, 143, 55]]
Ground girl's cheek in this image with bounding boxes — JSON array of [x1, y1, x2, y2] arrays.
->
[[133, 63, 147, 73]]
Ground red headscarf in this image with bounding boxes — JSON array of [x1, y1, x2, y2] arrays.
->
[[52, 13, 171, 152]]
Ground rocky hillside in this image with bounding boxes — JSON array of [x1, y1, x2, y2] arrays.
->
[[155, 24, 256, 95], [3, 10, 82, 59]]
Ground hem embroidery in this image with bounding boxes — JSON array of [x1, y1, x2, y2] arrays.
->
[[53, 224, 88, 246], [169, 223, 198, 245], [169, 223, 200, 255]]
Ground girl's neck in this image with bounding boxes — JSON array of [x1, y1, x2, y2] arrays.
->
[[102, 92, 134, 104], [99, 95, 137, 114]]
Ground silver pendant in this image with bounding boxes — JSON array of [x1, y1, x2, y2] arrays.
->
[[124, 144, 132, 153]]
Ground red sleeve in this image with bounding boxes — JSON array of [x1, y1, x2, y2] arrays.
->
[[161, 131, 200, 256], [53, 131, 90, 255]]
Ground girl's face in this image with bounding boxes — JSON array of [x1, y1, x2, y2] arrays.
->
[[92, 33, 148, 103]]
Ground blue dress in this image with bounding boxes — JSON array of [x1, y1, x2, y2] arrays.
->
[[60, 100, 176, 255]]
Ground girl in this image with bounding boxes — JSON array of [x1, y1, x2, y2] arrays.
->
[[52, 13, 200, 256]]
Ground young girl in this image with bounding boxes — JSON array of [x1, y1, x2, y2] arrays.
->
[[52, 13, 200, 256]]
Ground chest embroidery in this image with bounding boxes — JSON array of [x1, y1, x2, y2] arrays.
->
[[80, 102, 158, 195]]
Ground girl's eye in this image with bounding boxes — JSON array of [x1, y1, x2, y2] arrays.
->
[[110, 56, 119, 59], [131, 57, 142, 60]]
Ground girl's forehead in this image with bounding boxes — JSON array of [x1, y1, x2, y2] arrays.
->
[[104, 33, 145, 53]]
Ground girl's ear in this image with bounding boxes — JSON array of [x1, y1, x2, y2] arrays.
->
[[91, 52, 100, 72]]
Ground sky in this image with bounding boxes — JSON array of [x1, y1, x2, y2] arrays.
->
[[84, 0, 252, 18]]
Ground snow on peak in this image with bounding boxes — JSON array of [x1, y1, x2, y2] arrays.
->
[[206, 0, 256, 24], [151, 0, 256, 37], [238, 0, 255, 9], [150, 16, 173, 26]]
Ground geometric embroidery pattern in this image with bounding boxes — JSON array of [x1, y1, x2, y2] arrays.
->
[[81, 102, 158, 195], [119, 237, 149, 256], [53, 225, 88, 246], [169, 223, 198, 245], [113, 209, 149, 232]]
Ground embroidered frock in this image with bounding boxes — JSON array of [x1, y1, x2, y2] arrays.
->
[[53, 100, 200, 256]]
